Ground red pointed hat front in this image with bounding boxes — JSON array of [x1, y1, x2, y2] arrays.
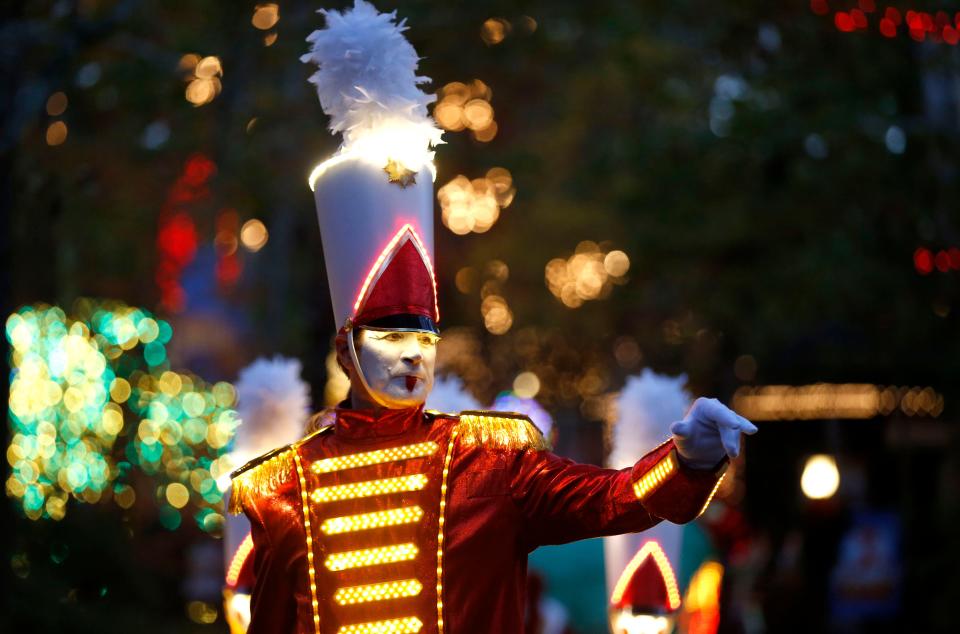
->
[[353, 225, 438, 327], [610, 541, 681, 614]]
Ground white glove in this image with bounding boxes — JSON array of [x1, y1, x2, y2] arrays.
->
[[670, 397, 758, 470]]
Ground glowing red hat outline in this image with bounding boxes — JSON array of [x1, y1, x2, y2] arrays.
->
[[610, 540, 681, 612], [351, 223, 439, 325]]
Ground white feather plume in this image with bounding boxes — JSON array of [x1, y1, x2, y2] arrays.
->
[[426, 374, 480, 414], [232, 356, 312, 462], [301, 0, 443, 171], [608, 369, 690, 469]]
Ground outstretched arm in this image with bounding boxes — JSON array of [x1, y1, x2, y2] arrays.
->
[[509, 398, 755, 549]]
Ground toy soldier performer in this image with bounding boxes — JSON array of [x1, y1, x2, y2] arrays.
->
[[228, 3, 757, 633]]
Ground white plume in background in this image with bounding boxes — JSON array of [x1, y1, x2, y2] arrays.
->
[[233, 356, 311, 462], [301, 0, 443, 171], [427, 374, 480, 414], [491, 392, 554, 440], [608, 369, 690, 469]]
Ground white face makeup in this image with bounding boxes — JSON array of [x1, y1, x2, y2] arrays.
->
[[354, 329, 438, 409]]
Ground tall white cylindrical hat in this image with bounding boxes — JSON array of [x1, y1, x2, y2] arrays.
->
[[301, 0, 443, 334]]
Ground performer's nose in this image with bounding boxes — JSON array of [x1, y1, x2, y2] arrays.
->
[[401, 341, 423, 365]]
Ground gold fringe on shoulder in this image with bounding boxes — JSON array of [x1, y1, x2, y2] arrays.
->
[[228, 447, 296, 515], [455, 410, 551, 451]]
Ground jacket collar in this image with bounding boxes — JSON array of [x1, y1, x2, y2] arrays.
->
[[334, 404, 424, 440]]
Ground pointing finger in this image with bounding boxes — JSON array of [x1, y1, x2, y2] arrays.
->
[[670, 420, 691, 437], [720, 426, 741, 458]]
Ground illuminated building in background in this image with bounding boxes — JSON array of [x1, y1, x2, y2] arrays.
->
[[732, 383, 944, 421], [5, 299, 236, 532]]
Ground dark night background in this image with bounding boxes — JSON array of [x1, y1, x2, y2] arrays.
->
[[3, 1, 959, 632]]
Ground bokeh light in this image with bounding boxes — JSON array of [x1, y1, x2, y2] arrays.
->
[[481, 18, 510, 45], [251, 4, 279, 30], [801, 454, 840, 500], [545, 241, 631, 308], [5, 300, 238, 530], [240, 219, 269, 252], [183, 55, 223, 107], [46, 92, 68, 116], [45, 121, 68, 146], [433, 79, 498, 142], [481, 295, 513, 335], [438, 167, 515, 235]]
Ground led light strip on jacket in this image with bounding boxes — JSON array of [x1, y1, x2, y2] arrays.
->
[[321, 506, 424, 535], [225, 532, 253, 587], [324, 543, 419, 571], [632, 450, 677, 501], [311, 442, 439, 474], [311, 474, 428, 503], [336, 616, 423, 634], [333, 579, 423, 605], [697, 473, 727, 518], [435, 430, 458, 633], [294, 451, 322, 634]]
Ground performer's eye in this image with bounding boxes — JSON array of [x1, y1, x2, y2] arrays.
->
[[383, 333, 404, 342], [418, 335, 437, 347]]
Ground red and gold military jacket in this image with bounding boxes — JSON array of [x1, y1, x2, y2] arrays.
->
[[229, 406, 726, 634]]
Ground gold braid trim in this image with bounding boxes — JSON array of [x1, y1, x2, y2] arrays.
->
[[454, 411, 550, 451], [228, 447, 295, 515], [228, 424, 334, 515]]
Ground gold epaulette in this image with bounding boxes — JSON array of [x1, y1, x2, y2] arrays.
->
[[228, 424, 333, 515], [455, 410, 550, 451]]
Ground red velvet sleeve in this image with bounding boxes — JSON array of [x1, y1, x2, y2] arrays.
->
[[244, 487, 304, 634], [510, 438, 726, 549]]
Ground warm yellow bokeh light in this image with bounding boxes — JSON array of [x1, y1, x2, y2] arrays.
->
[[481, 295, 513, 335], [46, 92, 68, 116], [462, 99, 494, 131], [251, 4, 279, 30], [513, 372, 540, 398], [46, 121, 68, 146], [801, 454, 840, 500], [545, 243, 630, 308], [481, 18, 509, 45], [166, 482, 190, 508], [240, 219, 269, 252]]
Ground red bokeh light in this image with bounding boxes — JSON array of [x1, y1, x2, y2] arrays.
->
[[851, 9, 868, 29], [935, 250, 951, 272], [157, 212, 197, 265], [879, 18, 897, 37], [835, 11, 856, 32], [216, 254, 243, 286], [914, 248, 933, 275], [811, 0, 830, 16], [949, 247, 960, 269], [183, 154, 217, 187], [859, 0, 876, 12]]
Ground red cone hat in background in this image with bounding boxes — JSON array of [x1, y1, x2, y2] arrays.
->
[[609, 541, 681, 634]]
